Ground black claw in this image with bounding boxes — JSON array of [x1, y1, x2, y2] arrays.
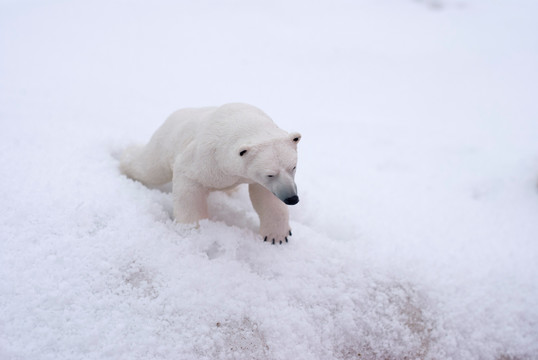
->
[[272, 239, 275, 245], [285, 237, 288, 243], [280, 240, 282, 244], [289, 230, 292, 236], [264, 236, 267, 242]]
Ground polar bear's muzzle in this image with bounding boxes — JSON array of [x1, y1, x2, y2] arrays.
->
[[272, 188, 299, 205], [273, 186, 299, 206], [264, 172, 299, 205]]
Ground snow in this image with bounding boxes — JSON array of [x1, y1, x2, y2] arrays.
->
[[1, 0, 538, 359]]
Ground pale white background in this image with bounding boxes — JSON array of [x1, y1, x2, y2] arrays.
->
[[1, 1, 537, 359]]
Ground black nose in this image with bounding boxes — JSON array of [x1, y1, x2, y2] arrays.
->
[[284, 195, 299, 205]]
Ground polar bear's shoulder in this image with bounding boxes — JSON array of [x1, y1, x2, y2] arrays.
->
[[211, 103, 271, 123], [211, 103, 283, 135]]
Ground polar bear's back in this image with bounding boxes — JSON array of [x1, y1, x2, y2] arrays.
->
[[166, 102, 280, 134], [121, 103, 291, 188], [150, 103, 287, 170], [146, 106, 217, 167]]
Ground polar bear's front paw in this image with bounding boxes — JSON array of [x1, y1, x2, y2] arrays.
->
[[262, 229, 292, 245]]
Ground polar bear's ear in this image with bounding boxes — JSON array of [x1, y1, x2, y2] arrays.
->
[[290, 132, 302, 144], [239, 145, 250, 157]]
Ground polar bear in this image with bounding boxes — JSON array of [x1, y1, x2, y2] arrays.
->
[[120, 103, 301, 244]]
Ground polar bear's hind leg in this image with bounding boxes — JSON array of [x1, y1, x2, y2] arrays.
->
[[172, 170, 209, 224], [120, 144, 173, 186]]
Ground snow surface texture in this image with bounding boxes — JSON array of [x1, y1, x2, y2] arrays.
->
[[1, 1, 538, 359]]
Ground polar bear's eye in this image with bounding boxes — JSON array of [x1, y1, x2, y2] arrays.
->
[[267, 175, 274, 178]]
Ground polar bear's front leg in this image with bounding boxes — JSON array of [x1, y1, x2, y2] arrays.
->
[[249, 183, 291, 245], [172, 174, 209, 224]]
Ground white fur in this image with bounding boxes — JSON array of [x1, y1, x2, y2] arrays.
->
[[120, 103, 301, 244]]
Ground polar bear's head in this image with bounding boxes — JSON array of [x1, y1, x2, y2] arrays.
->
[[238, 133, 301, 205]]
